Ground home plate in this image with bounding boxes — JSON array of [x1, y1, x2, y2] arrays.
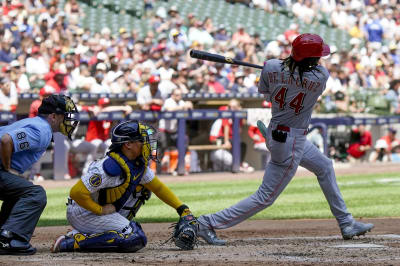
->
[[331, 244, 385, 248]]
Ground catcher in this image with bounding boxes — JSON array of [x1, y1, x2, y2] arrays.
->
[[51, 120, 198, 253]]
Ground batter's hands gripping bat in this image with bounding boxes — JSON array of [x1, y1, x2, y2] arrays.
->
[[190, 50, 264, 70]]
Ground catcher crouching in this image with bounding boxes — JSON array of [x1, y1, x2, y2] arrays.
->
[[51, 120, 198, 253]]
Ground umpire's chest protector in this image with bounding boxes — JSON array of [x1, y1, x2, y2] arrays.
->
[[98, 152, 146, 212]]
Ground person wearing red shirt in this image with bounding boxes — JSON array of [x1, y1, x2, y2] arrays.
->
[[45, 70, 68, 93], [29, 86, 55, 117], [26, 86, 56, 181], [207, 69, 225, 94], [209, 99, 254, 172], [347, 124, 372, 162], [66, 98, 133, 177], [370, 127, 400, 162], [83, 98, 132, 168]]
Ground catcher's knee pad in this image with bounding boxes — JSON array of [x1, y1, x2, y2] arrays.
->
[[60, 222, 147, 252]]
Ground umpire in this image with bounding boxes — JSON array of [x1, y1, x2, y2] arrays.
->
[[0, 94, 79, 255]]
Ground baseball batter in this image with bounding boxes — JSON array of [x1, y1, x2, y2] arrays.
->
[[51, 120, 198, 252], [197, 33, 374, 245]]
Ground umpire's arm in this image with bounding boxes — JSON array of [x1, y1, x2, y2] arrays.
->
[[0, 134, 14, 171]]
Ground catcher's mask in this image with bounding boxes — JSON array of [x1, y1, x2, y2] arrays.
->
[[109, 120, 159, 164], [38, 94, 79, 140]]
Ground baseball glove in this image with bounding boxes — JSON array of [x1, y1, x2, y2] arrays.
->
[[171, 214, 199, 250]]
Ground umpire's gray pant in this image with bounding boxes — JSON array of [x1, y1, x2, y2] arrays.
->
[[0, 170, 47, 242]]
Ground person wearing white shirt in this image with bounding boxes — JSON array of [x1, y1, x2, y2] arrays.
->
[[0, 78, 18, 111]]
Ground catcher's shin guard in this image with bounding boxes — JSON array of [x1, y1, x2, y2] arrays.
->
[[57, 222, 147, 252]]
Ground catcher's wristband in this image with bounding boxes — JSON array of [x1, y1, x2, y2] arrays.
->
[[176, 204, 190, 217]]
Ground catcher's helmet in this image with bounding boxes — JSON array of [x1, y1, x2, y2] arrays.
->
[[291, 33, 330, 62], [110, 120, 158, 163], [38, 94, 79, 140]]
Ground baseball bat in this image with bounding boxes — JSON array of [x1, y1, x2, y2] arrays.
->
[[190, 50, 264, 70]]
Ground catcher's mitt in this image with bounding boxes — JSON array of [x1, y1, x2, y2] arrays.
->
[[172, 214, 198, 250]]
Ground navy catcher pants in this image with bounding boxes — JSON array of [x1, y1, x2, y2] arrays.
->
[[0, 170, 47, 242]]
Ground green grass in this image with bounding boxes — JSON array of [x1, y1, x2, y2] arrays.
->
[[37, 173, 400, 226]]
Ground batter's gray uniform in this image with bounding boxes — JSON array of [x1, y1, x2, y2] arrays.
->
[[199, 59, 355, 229]]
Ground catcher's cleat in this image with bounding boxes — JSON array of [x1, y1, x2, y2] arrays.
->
[[198, 222, 226, 246], [51, 235, 65, 253], [341, 221, 374, 240]]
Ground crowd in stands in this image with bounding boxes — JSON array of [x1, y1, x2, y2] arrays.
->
[[1, 0, 400, 114], [1, 0, 400, 177]]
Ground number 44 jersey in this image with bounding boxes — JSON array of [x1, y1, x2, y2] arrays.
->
[[258, 59, 329, 129]]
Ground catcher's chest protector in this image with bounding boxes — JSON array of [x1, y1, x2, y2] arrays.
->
[[98, 152, 146, 211]]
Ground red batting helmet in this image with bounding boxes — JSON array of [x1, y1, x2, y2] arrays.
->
[[291, 33, 330, 62]]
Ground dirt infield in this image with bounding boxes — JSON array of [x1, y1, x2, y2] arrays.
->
[[2, 162, 400, 265]]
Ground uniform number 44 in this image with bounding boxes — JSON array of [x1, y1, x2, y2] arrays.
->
[[274, 87, 305, 114]]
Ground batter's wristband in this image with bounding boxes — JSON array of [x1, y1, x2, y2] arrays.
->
[[176, 204, 189, 216]]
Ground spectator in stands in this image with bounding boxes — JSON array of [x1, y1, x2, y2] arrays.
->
[[167, 29, 186, 53], [189, 73, 208, 93], [227, 71, 246, 93], [347, 124, 372, 163], [284, 23, 300, 43], [231, 24, 251, 45], [207, 67, 225, 93], [385, 79, 400, 114], [209, 99, 254, 172], [137, 75, 164, 111], [25, 46, 49, 85], [159, 88, 193, 174], [188, 19, 214, 46], [265, 34, 287, 59], [214, 25, 229, 44], [45, 69, 67, 93], [90, 63, 110, 93], [0, 76, 17, 112], [370, 128, 400, 162], [364, 15, 384, 50], [9, 60, 30, 93], [292, 0, 316, 24], [64, 0, 83, 26]]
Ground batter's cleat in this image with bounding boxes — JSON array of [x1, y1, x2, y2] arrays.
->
[[341, 221, 374, 240], [197, 222, 226, 246]]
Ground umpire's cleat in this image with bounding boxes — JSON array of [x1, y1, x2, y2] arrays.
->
[[341, 220, 374, 240], [198, 222, 226, 246], [0, 238, 36, 255]]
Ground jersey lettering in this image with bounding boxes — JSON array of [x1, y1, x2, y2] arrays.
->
[[289, 92, 305, 114], [274, 87, 287, 109], [19, 142, 30, 150], [274, 87, 306, 115], [16, 132, 26, 140]]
